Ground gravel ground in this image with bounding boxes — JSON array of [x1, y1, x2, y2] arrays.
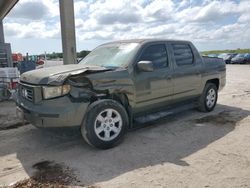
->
[[0, 65, 250, 188]]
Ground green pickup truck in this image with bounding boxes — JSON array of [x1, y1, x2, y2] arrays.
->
[[16, 39, 226, 149]]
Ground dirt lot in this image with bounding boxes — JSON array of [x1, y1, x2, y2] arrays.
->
[[1, 65, 250, 188]]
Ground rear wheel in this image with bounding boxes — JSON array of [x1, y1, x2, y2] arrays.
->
[[198, 83, 218, 112], [81, 99, 129, 149]]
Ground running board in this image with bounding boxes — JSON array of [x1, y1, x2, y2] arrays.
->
[[134, 102, 196, 124]]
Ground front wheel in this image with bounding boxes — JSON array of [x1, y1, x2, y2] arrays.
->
[[81, 99, 129, 149], [198, 83, 218, 112]]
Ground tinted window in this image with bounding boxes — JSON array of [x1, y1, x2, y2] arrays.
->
[[244, 53, 250, 58], [235, 54, 244, 58], [172, 44, 194, 66], [139, 44, 168, 69]]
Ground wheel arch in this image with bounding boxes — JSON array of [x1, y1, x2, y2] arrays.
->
[[206, 78, 219, 89], [107, 93, 132, 124], [89, 92, 133, 128]]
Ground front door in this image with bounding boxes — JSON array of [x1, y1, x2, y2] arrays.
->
[[133, 43, 173, 112]]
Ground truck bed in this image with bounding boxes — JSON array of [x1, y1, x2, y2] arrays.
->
[[202, 56, 224, 65]]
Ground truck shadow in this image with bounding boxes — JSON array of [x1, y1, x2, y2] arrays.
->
[[0, 104, 249, 187]]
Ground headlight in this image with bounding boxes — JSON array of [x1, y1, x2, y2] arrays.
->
[[42, 85, 71, 99]]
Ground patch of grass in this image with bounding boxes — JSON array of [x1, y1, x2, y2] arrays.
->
[[201, 48, 250, 55]]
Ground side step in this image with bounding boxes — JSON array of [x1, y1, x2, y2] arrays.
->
[[134, 102, 196, 124]]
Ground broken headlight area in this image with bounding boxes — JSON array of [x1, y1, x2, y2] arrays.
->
[[45, 76, 106, 101], [67, 76, 92, 88], [69, 86, 107, 101], [66, 77, 101, 100], [42, 85, 71, 99]]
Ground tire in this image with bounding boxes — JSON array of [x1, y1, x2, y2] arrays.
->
[[197, 83, 218, 112], [81, 99, 129, 149]]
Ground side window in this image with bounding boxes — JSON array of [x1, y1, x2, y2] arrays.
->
[[172, 44, 194, 66], [139, 44, 168, 69]]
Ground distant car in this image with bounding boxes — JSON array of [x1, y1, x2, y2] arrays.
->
[[36, 59, 45, 69], [231, 54, 245, 64], [224, 53, 238, 64], [218, 53, 228, 59], [207, 54, 219, 57], [244, 53, 250, 64]]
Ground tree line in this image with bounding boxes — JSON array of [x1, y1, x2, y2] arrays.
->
[[41, 50, 91, 59], [201, 48, 250, 55]]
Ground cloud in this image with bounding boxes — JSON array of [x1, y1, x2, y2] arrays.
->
[[88, 0, 142, 25], [7, 0, 59, 20], [8, 1, 48, 20], [4, 22, 60, 39], [175, 0, 238, 23], [238, 13, 250, 22], [237, 0, 250, 22], [96, 12, 141, 25], [193, 1, 237, 22], [3, 0, 250, 52], [142, 0, 174, 21], [74, 1, 88, 17]]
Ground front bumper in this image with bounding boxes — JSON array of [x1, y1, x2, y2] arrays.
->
[[16, 92, 90, 128]]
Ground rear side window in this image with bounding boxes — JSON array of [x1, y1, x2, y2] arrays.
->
[[245, 53, 250, 58], [172, 44, 194, 66], [139, 44, 168, 69]]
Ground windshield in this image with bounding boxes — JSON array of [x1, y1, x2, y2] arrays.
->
[[218, 53, 228, 58], [79, 43, 139, 68]]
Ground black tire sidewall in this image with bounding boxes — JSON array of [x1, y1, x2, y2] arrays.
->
[[81, 99, 129, 149], [203, 83, 218, 112]]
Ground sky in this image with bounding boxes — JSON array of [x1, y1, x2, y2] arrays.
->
[[3, 0, 250, 54]]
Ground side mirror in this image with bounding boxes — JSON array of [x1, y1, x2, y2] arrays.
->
[[137, 61, 154, 72]]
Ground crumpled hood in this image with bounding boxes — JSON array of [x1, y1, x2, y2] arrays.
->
[[20, 64, 111, 85]]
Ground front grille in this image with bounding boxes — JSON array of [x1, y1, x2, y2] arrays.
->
[[20, 85, 34, 101]]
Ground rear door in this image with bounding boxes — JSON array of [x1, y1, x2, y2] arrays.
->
[[169, 42, 201, 101], [133, 43, 173, 111]]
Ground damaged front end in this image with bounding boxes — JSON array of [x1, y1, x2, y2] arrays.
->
[[16, 66, 116, 128], [66, 74, 108, 103], [19, 65, 113, 102], [44, 66, 133, 105]]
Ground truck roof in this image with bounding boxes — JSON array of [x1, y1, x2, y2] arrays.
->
[[102, 39, 191, 46]]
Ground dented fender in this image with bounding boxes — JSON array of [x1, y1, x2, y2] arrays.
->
[[67, 69, 136, 107]]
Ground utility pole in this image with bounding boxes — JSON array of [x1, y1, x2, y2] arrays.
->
[[44, 51, 47, 66], [59, 0, 77, 64]]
